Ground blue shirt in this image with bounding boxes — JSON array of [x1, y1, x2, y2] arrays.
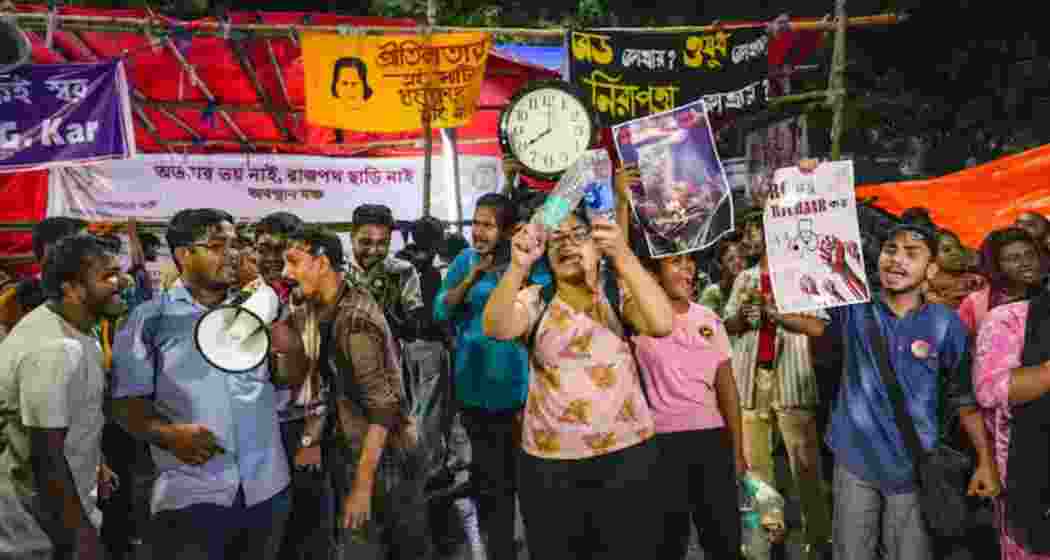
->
[[826, 299, 976, 494], [111, 281, 289, 514], [434, 249, 550, 411]]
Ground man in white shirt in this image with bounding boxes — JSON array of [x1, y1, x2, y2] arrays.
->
[[0, 235, 121, 560]]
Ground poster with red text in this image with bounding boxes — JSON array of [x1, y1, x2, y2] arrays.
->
[[764, 160, 870, 313]]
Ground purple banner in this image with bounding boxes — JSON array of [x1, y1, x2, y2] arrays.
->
[[0, 61, 136, 173]]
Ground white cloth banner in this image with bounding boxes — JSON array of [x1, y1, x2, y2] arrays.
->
[[46, 153, 504, 226], [764, 160, 871, 314]]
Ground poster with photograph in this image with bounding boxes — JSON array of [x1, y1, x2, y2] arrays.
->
[[612, 99, 734, 257], [764, 160, 871, 314]]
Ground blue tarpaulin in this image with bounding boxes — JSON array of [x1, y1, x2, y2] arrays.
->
[[493, 44, 566, 75]]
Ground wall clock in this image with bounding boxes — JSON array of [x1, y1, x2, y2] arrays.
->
[[499, 80, 597, 180]]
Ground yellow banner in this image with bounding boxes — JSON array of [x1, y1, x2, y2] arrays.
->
[[302, 31, 491, 132]]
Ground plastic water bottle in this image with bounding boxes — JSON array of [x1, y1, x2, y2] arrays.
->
[[531, 149, 612, 231], [583, 180, 616, 223]]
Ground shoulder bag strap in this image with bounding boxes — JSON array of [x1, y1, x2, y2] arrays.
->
[[864, 304, 926, 477]]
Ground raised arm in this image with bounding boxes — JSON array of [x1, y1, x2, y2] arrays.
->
[[591, 217, 672, 337], [483, 224, 545, 341]]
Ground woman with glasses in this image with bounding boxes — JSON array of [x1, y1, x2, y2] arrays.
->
[[482, 207, 672, 559]]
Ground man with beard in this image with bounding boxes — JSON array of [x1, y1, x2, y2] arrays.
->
[[347, 205, 423, 341], [0, 235, 121, 560], [280, 228, 428, 559], [725, 213, 832, 560], [252, 211, 333, 560], [821, 223, 999, 560], [110, 209, 305, 560]]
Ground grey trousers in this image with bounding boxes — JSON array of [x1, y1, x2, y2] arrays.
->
[[832, 465, 930, 560]]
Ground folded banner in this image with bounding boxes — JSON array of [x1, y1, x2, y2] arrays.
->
[[302, 31, 491, 132], [568, 27, 770, 128], [613, 99, 734, 257], [46, 153, 503, 225], [764, 160, 871, 314], [0, 61, 136, 173]]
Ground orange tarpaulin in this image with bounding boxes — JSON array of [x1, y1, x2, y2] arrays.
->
[[857, 144, 1050, 248]]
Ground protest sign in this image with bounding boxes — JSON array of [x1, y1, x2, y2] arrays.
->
[[568, 27, 770, 128], [764, 160, 871, 313], [613, 99, 734, 257], [0, 61, 136, 173], [301, 31, 490, 132]]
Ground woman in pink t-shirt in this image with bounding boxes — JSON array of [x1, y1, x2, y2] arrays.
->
[[634, 252, 746, 559], [482, 208, 673, 560]]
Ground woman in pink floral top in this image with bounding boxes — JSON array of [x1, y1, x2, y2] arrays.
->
[[973, 228, 1046, 559], [483, 209, 673, 559]]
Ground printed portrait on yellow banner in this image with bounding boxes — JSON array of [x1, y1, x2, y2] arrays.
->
[[302, 31, 491, 132]]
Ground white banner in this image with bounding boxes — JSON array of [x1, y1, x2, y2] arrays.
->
[[46, 153, 503, 226], [764, 160, 871, 314]]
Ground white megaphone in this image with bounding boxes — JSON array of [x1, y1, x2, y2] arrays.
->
[[193, 281, 281, 373]]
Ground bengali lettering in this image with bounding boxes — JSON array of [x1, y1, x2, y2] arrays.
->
[[0, 79, 31, 105], [683, 31, 731, 70], [571, 32, 614, 65], [621, 49, 677, 71], [44, 79, 90, 103]]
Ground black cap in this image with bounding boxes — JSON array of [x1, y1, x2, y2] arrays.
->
[[352, 204, 394, 228], [886, 223, 939, 258]]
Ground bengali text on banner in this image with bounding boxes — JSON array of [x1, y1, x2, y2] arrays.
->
[[568, 27, 770, 128], [0, 61, 136, 173], [301, 31, 490, 132]]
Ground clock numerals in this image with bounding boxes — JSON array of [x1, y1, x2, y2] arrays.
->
[[541, 95, 554, 107], [573, 125, 587, 138], [529, 150, 539, 164], [560, 152, 570, 164], [543, 154, 555, 168], [527, 97, 539, 111], [515, 110, 528, 122], [512, 125, 525, 137], [570, 109, 582, 122]]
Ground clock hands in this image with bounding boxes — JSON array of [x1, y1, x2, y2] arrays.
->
[[524, 107, 554, 148], [525, 129, 551, 147]]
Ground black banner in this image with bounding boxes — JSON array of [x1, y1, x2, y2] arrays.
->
[[567, 27, 771, 128]]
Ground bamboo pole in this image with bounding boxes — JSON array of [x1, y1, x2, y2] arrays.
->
[[164, 37, 253, 149], [828, 0, 849, 160], [228, 35, 295, 142], [8, 11, 905, 37], [153, 136, 499, 151]]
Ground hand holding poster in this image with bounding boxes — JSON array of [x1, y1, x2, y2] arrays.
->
[[764, 160, 871, 313], [301, 31, 490, 132], [613, 99, 734, 257]]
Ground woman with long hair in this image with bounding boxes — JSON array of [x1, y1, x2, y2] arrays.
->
[[433, 192, 549, 559], [634, 252, 747, 559], [960, 228, 1048, 336], [482, 207, 672, 559], [972, 227, 1046, 559]]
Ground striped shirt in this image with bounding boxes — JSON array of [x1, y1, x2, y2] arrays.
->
[[724, 266, 827, 410]]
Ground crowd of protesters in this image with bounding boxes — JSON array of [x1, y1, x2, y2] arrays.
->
[[0, 155, 1048, 560]]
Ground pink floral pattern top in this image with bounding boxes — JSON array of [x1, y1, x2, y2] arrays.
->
[[515, 285, 655, 460], [974, 301, 1029, 485], [974, 301, 1050, 560]]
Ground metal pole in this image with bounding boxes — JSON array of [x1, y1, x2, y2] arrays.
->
[[420, 0, 437, 217], [828, 0, 848, 160]]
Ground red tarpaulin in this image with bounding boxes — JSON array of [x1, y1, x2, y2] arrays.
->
[[857, 144, 1050, 248], [12, 4, 558, 158]]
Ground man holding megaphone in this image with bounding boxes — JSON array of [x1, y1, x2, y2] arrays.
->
[[110, 209, 306, 560]]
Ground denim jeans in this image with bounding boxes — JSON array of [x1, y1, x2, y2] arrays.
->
[[148, 485, 291, 560]]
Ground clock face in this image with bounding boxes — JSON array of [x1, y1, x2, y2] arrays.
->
[[502, 86, 594, 177]]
